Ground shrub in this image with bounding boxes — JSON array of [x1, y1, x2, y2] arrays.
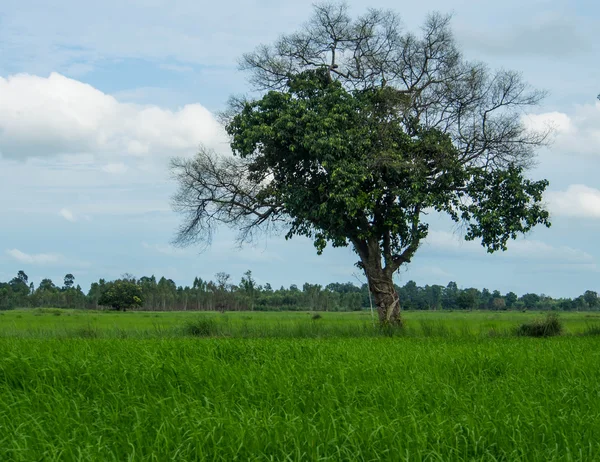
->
[[183, 317, 219, 337], [516, 313, 562, 337], [311, 313, 322, 320]]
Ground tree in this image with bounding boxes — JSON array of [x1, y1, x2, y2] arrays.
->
[[572, 296, 586, 312], [63, 274, 75, 290], [98, 279, 143, 311], [505, 292, 518, 308], [457, 288, 480, 310], [520, 293, 540, 310], [240, 270, 257, 311], [171, 4, 551, 325], [38, 279, 56, 292], [442, 282, 459, 310], [583, 290, 598, 309], [17, 270, 28, 285], [492, 297, 506, 311], [10, 271, 30, 298]]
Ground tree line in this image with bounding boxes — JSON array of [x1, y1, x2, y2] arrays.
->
[[0, 270, 598, 312]]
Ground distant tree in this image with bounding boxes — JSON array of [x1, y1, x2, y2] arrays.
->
[[583, 290, 599, 309], [480, 288, 493, 309], [492, 297, 506, 311], [98, 279, 143, 311], [505, 292, 518, 308], [9, 271, 30, 298], [87, 279, 107, 309], [442, 282, 459, 310], [38, 279, 56, 292], [17, 270, 28, 285], [121, 273, 137, 283], [558, 298, 573, 311], [171, 3, 551, 326], [240, 270, 257, 310], [572, 296, 586, 312], [215, 272, 231, 291], [457, 288, 480, 310], [63, 274, 75, 290], [520, 293, 540, 310]]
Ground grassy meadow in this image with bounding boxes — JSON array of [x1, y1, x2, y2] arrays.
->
[[1, 309, 600, 460]]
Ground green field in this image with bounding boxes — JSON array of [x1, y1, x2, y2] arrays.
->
[[1, 310, 600, 460]]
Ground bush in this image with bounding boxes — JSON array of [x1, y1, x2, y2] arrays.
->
[[311, 313, 322, 320], [183, 317, 219, 337], [516, 313, 563, 337]]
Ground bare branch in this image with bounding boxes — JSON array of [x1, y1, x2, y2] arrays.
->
[[240, 4, 548, 169], [170, 147, 286, 248]]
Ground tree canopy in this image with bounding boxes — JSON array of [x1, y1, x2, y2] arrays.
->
[[98, 279, 143, 311], [171, 3, 551, 325]]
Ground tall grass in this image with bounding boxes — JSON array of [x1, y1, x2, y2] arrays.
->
[[1, 336, 600, 460]]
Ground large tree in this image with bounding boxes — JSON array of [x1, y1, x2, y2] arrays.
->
[[171, 3, 551, 325]]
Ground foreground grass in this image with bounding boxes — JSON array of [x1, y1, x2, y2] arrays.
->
[[1, 336, 600, 461], [1, 310, 600, 460]]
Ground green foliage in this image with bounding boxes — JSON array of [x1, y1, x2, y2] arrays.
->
[[0, 315, 600, 460], [226, 70, 550, 262], [516, 313, 563, 337], [98, 279, 143, 311]]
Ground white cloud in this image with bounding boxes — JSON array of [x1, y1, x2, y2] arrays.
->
[[523, 102, 600, 157], [102, 163, 128, 174], [6, 249, 62, 265], [5, 248, 91, 268], [0, 73, 228, 161], [424, 230, 592, 263], [523, 112, 573, 136], [509, 239, 593, 263], [59, 208, 77, 222], [546, 184, 600, 218]]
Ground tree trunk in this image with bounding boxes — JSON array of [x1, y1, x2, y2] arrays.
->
[[366, 270, 402, 326]]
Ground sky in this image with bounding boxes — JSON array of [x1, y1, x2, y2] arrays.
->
[[0, 0, 599, 297]]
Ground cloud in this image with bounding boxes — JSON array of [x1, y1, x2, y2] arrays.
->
[[5, 248, 91, 268], [424, 230, 593, 263], [522, 112, 573, 136], [523, 102, 600, 157], [6, 249, 62, 265], [546, 184, 600, 218], [59, 208, 77, 222], [0, 73, 228, 161]]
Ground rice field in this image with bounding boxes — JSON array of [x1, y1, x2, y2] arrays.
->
[[1, 309, 600, 460]]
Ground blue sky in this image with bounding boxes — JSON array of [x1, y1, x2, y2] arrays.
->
[[1, 0, 599, 297]]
